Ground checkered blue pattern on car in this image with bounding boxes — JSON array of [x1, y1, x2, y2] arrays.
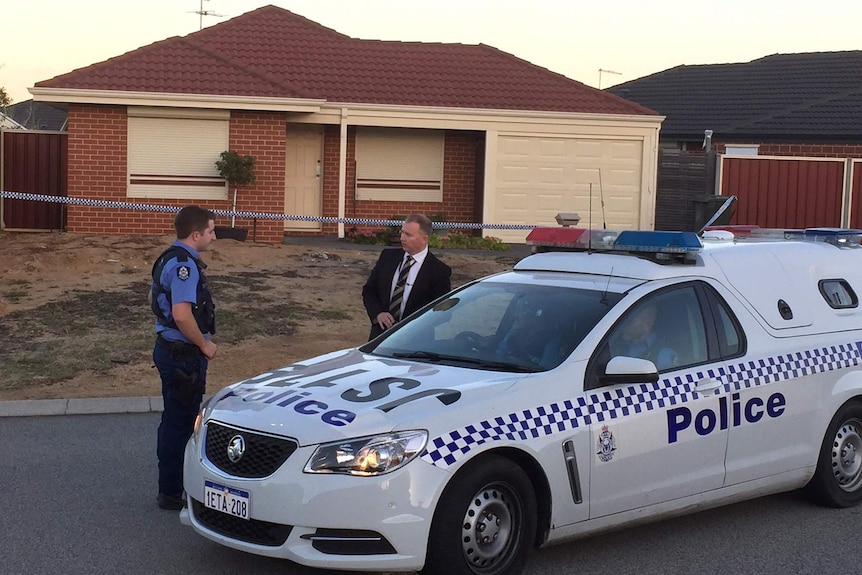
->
[[420, 342, 862, 468]]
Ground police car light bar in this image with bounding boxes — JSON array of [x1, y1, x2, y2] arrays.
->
[[787, 228, 862, 247], [703, 225, 761, 238], [526, 227, 702, 261], [708, 226, 862, 247], [525, 226, 588, 248], [613, 230, 703, 254]]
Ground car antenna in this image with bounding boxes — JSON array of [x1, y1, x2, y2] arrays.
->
[[588, 182, 593, 252], [599, 169, 607, 230], [600, 266, 614, 305]]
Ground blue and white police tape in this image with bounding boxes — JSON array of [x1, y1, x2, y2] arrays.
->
[[0, 190, 537, 231]]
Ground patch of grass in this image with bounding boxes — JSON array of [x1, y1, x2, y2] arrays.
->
[[0, 268, 316, 389], [216, 303, 299, 343], [429, 231, 510, 251], [209, 272, 281, 302], [1, 288, 28, 303], [0, 284, 156, 389], [1, 350, 80, 387], [312, 309, 351, 321], [341, 227, 510, 251]]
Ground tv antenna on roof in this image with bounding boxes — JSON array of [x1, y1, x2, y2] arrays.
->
[[597, 68, 622, 89], [190, 0, 225, 30]]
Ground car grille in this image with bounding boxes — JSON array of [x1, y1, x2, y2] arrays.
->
[[204, 421, 297, 478], [191, 498, 292, 547]]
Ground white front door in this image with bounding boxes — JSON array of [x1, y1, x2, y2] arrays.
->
[[285, 124, 323, 231]]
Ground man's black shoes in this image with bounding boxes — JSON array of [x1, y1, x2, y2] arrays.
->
[[157, 492, 186, 511]]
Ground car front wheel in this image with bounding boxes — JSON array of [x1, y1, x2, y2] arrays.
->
[[421, 455, 537, 575]]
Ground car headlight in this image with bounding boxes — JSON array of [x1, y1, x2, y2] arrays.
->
[[193, 396, 215, 444], [304, 431, 428, 476]]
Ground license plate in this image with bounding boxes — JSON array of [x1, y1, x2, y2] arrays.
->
[[204, 480, 250, 520]]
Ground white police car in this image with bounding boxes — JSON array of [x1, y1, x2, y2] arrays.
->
[[180, 225, 862, 575]]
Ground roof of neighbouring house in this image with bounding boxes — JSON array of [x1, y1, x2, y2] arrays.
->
[[607, 51, 862, 141], [34, 5, 654, 117], [7, 100, 67, 131], [0, 111, 24, 129]]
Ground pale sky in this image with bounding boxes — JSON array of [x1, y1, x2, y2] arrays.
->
[[3, 0, 862, 105]]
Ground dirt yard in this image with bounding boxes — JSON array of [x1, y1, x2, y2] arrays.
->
[[0, 231, 522, 401]]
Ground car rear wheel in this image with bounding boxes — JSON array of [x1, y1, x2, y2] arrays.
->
[[421, 455, 537, 575], [804, 402, 862, 508]]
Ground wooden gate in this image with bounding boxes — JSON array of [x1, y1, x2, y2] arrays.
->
[[656, 149, 714, 231], [1, 129, 68, 230], [719, 156, 845, 228]]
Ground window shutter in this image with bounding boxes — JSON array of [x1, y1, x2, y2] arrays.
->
[[355, 128, 444, 202], [127, 109, 229, 199]]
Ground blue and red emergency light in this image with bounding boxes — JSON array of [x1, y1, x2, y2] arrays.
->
[[704, 225, 862, 247], [526, 227, 702, 262]]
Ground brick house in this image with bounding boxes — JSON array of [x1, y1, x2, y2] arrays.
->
[[29, 5, 660, 242]]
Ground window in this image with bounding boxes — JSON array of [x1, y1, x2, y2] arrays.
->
[[355, 127, 444, 202], [367, 281, 622, 372], [587, 285, 709, 389], [724, 144, 759, 156], [705, 286, 747, 359], [127, 107, 229, 200], [819, 279, 858, 309]]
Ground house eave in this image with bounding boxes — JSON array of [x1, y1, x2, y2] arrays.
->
[[28, 87, 663, 124], [322, 100, 663, 124], [29, 88, 324, 113]]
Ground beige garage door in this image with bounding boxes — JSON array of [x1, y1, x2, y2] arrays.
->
[[493, 135, 644, 242]]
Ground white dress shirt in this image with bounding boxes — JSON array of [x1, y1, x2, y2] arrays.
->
[[389, 247, 428, 318]]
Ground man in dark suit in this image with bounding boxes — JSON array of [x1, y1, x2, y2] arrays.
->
[[362, 213, 452, 340]]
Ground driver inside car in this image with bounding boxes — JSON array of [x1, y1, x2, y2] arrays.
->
[[611, 302, 678, 370], [496, 303, 572, 370]]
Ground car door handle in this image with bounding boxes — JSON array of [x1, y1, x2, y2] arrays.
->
[[695, 377, 722, 394]]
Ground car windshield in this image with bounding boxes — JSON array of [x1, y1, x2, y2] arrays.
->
[[363, 280, 623, 372]]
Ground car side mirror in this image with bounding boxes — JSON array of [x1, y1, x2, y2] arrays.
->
[[599, 356, 660, 385]]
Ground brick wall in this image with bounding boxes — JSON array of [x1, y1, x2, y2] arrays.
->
[[318, 128, 481, 236], [65, 106, 482, 241], [66, 106, 286, 242], [701, 141, 862, 158], [226, 111, 286, 242]]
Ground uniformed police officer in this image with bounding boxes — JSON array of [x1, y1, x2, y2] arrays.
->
[[151, 205, 218, 510]]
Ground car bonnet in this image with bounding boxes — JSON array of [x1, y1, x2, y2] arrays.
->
[[204, 348, 523, 446]]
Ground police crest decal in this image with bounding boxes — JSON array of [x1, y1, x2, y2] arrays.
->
[[177, 266, 190, 281], [596, 424, 617, 462]]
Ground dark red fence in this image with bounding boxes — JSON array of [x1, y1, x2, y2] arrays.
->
[[849, 160, 862, 229], [1, 130, 67, 230], [720, 156, 845, 228]]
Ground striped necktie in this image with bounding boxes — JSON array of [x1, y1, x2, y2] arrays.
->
[[388, 255, 414, 321]]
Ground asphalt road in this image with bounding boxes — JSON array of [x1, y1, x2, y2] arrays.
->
[[3, 412, 861, 575]]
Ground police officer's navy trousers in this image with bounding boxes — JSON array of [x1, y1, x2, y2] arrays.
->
[[153, 340, 207, 497]]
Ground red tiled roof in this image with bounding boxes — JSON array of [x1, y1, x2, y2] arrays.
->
[[37, 5, 655, 116]]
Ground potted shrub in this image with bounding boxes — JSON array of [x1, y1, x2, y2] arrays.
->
[[215, 150, 257, 241]]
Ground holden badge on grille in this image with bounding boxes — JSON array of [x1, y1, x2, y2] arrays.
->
[[227, 434, 246, 463]]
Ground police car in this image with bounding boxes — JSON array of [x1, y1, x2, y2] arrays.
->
[[180, 225, 862, 575]]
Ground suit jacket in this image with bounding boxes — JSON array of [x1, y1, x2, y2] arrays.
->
[[362, 248, 452, 338]]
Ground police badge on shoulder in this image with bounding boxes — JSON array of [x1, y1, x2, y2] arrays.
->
[[177, 266, 190, 281]]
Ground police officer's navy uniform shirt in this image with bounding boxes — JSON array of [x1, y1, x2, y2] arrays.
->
[[154, 241, 210, 344]]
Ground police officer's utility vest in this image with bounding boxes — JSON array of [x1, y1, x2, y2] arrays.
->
[[150, 246, 216, 335]]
